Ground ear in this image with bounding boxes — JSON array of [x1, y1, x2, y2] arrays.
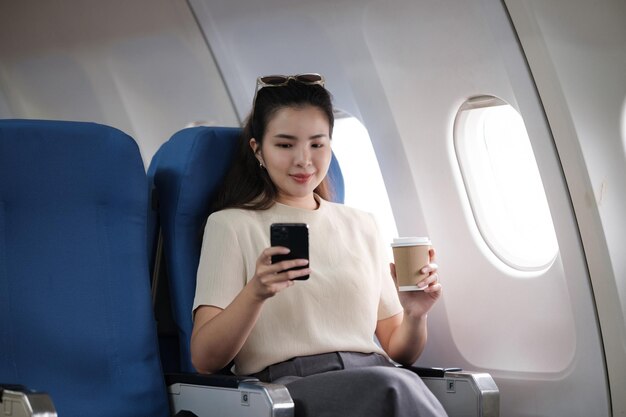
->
[[249, 138, 264, 165]]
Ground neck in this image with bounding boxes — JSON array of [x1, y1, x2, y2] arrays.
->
[[276, 194, 319, 210]]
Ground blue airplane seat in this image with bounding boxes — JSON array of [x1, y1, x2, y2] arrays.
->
[[149, 126, 345, 374], [0, 119, 169, 417], [148, 127, 241, 374]]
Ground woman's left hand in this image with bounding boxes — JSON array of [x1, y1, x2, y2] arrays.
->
[[390, 248, 442, 318]]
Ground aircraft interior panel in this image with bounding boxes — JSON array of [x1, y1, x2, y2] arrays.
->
[[505, 1, 626, 415], [1, 0, 624, 416], [358, 1, 610, 416], [0, 87, 11, 117], [184, 0, 615, 415], [0, 0, 239, 163]]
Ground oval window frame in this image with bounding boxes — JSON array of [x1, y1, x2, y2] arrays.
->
[[453, 95, 559, 271]]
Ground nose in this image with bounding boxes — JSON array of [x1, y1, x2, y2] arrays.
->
[[294, 145, 312, 167]]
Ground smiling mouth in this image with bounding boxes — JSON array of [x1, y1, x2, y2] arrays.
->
[[290, 174, 313, 184]]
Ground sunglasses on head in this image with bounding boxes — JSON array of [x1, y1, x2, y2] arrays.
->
[[256, 73, 325, 90], [251, 73, 326, 124]]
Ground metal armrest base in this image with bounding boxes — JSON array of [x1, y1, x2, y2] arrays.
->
[[0, 385, 57, 417], [167, 374, 294, 417], [405, 367, 499, 417]]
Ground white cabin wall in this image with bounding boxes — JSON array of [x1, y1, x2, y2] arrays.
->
[[189, 1, 612, 416], [357, 1, 609, 416], [0, 0, 238, 164], [0, 86, 12, 119], [505, 1, 626, 415]]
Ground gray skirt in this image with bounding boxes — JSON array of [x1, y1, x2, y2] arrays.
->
[[250, 352, 448, 417]]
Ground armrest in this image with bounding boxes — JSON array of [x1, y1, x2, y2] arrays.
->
[[166, 373, 294, 417], [405, 366, 463, 378], [165, 372, 259, 388], [402, 366, 500, 417], [0, 384, 57, 417]]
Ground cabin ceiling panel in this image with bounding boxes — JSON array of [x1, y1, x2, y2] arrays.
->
[[0, 0, 238, 163]]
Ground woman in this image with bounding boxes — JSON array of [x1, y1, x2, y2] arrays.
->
[[191, 74, 446, 416]]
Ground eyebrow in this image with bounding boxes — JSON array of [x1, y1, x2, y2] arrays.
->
[[273, 133, 329, 140]]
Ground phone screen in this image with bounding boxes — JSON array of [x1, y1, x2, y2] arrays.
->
[[270, 223, 309, 280]]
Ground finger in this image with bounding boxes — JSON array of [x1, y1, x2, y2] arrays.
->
[[423, 282, 442, 294], [269, 258, 309, 274], [259, 266, 310, 285], [269, 245, 291, 253], [420, 262, 438, 275], [261, 246, 290, 259], [265, 267, 311, 283], [259, 262, 310, 284], [417, 272, 439, 289], [429, 247, 436, 262], [257, 246, 291, 267], [389, 263, 399, 289], [283, 267, 312, 281]]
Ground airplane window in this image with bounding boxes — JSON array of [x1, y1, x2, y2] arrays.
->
[[332, 112, 398, 258], [454, 96, 558, 271]]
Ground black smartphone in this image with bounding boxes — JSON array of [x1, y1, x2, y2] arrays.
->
[[270, 223, 309, 280]]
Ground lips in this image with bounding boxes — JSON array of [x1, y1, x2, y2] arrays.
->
[[290, 173, 313, 184]]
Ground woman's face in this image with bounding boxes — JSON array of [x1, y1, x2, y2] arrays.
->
[[250, 105, 332, 209]]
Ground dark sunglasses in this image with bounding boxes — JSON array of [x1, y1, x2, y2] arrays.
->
[[253, 73, 325, 105], [256, 73, 325, 89]]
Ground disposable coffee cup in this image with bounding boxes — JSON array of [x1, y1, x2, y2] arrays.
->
[[391, 237, 432, 291]]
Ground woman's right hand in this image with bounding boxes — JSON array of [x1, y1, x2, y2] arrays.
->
[[247, 246, 310, 300], [191, 246, 309, 372]]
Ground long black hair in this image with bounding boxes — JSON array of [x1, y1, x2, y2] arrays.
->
[[212, 79, 335, 211]]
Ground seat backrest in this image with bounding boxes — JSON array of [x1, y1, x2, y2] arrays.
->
[[0, 119, 169, 417], [150, 126, 344, 373]]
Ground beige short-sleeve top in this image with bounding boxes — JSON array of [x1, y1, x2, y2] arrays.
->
[[193, 197, 403, 375]]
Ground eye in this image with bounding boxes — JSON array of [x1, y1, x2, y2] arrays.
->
[[311, 143, 325, 149], [276, 143, 292, 148]]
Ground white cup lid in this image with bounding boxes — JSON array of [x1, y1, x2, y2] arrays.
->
[[391, 237, 431, 247]]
